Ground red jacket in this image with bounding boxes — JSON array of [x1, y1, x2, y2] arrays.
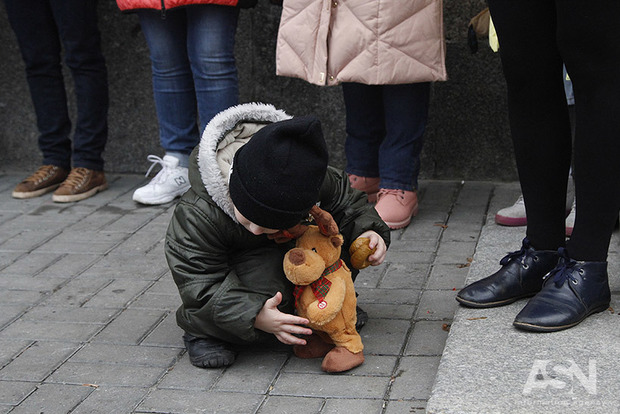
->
[[117, 0, 255, 12]]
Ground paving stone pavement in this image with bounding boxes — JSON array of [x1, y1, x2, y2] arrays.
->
[[3, 172, 612, 414]]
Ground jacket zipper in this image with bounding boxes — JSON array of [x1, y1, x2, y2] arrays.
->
[[160, 0, 166, 19]]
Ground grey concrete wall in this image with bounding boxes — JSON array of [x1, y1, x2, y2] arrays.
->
[[0, 0, 516, 181]]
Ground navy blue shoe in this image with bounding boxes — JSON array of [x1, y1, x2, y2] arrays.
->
[[513, 248, 611, 332], [456, 238, 559, 308]]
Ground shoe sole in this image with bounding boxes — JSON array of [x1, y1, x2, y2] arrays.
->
[[133, 191, 185, 205], [495, 215, 527, 226], [456, 292, 537, 308], [52, 183, 108, 203], [383, 204, 419, 229], [513, 304, 610, 332], [12, 184, 61, 199]]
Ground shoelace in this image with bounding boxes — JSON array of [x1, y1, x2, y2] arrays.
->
[[514, 195, 525, 206], [545, 247, 578, 288], [62, 167, 89, 188], [144, 155, 175, 184], [377, 188, 405, 198], [499, 237, 534, 266], [25, 165, 57, 184]]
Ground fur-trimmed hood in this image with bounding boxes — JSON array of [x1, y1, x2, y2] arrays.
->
[[193, 102, 292, 222]]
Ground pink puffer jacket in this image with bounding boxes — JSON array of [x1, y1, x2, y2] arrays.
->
[[276, 0, 447, 86]]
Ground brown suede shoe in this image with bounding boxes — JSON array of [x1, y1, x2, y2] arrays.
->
[[52, 167, 108, 203], [12, 165, 69, 199]]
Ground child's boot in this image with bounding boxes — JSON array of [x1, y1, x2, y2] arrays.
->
[[182, 332, 236, 368], [374, 188, 418, 229], [348, 174, 380, 202]]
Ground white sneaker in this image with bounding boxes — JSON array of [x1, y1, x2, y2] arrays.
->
[[565, 199, 576, 237], [495, 194, 527, 226], [496, 177, 575, 227], [133, 155, 190, 205]]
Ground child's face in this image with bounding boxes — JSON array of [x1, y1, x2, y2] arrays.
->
[[234, 207, 279, 236]]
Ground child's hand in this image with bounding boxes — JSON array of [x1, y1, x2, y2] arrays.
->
[[357, 230, 387, 265], [254, 292, 312, 345]]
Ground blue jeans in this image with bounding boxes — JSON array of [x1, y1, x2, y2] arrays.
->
[[4, 0, 109, 171], [138, 5, 240, 156], [342, 82, 430, 191]]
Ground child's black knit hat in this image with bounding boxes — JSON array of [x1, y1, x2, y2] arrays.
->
[[229, 115, 328, 229]]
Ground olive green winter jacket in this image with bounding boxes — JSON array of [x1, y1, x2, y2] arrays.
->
[[164, 103, 390, 345]]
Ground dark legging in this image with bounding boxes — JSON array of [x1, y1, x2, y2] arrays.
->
[[489, 0, 620, 261]]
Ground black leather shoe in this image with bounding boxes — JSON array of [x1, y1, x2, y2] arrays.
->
[[355, 305, 368, 332], [513, 249, 611, 332], [456, 238, 559, 308], [183, 333, 236, 368]]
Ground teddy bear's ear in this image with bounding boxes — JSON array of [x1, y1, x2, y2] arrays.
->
[[330, 235, 344, 248]]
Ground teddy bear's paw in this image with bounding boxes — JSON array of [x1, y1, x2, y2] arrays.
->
[[321, 347, 364, 373], [293, 333, 335, 359]]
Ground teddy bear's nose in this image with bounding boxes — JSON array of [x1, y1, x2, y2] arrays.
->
[[288, 249, 305, 266]]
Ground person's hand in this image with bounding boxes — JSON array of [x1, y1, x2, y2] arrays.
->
[[254, 292, 312, 345], [357, 230, 387, 265]]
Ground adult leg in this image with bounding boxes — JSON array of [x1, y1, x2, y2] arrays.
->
[[51, 0, 108, 171], [557, 1, 620, 261], [186, 4, 240, 132], [342, 83, 384, 179], [379, 83, 430, 191], [489, 0, 571, 251], [4, 0, 72, 170], [138, 10, 199, 159]]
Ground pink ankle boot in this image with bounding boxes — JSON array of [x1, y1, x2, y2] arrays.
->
[[348, 174, 380, 203], [375, 189, 419, 229]]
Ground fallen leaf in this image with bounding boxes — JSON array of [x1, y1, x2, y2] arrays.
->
[[466, 317, 487, 321], [442, 323, 451, 331], [434, 223, 448, 229], [82, 384, 99, 388]]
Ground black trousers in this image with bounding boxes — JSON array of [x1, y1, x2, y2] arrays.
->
[[489, 0, 620, 261]]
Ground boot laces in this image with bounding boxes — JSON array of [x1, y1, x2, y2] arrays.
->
[[25, 165, 57, 184], [545, 247, 578, 287], [63, 167, 90, 188], [144, 155, 176, 184], [499, 237, 534, 266]]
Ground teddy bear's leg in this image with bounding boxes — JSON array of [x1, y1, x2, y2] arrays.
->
[[293, 333, 335, 359], [321, 347, 365, 373], [322, 313, 364, 354]]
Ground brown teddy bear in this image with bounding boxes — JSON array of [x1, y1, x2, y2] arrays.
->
[[283, 225, 364, 373]]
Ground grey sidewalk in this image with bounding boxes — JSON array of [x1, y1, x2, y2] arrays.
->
[[0, 172, 616, 414]]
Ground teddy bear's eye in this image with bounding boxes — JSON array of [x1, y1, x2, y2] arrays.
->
[[312, 248, 317, 253]]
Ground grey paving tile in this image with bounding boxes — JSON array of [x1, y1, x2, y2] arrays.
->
[[353, 262, 388, 289], [256, 395, 324, 414], [0, 319, 102, 342], [80, 254, 168, 280], [140, 311, 185, 348], [0, 304, 29, 328], [157, 357, 220, 390], [0, 251, 21, 270], [425, 263, 471, 290], [0, 340, 31, 367], [71, 385, 149, 414], [433, 240, 477, 265], [81, 278, 152, 309], [0, 341, 77, 381], [400, 219, 447, 242], [91, 309, 167, 345], [379, 262, 430, 290], [128, 291, 180, 311], [0, 252, 60, 276], [389, 356, 441, 400], [355, 288, 421, 305], [0, 289, 44, 306], [414, 290, 459, 321], [323, 398, 385, 414], [384, 399, 427, 414], [47, 362, 166, 387], [36, 254, 100, 278], [21, 305, 116, 324], [273, 372, 388, 398], [0, 230, 59, 252], [0, 380, 37, 406], [405, 321, 450, 356], [8, 383, 93, 414], [0, 274, 67, 293], [69, 343, 180, 367], [214, 350, 288, 393], [137, 389, 264, 414], [361, 319, 411, 356], [356, 303, 416, 320]]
